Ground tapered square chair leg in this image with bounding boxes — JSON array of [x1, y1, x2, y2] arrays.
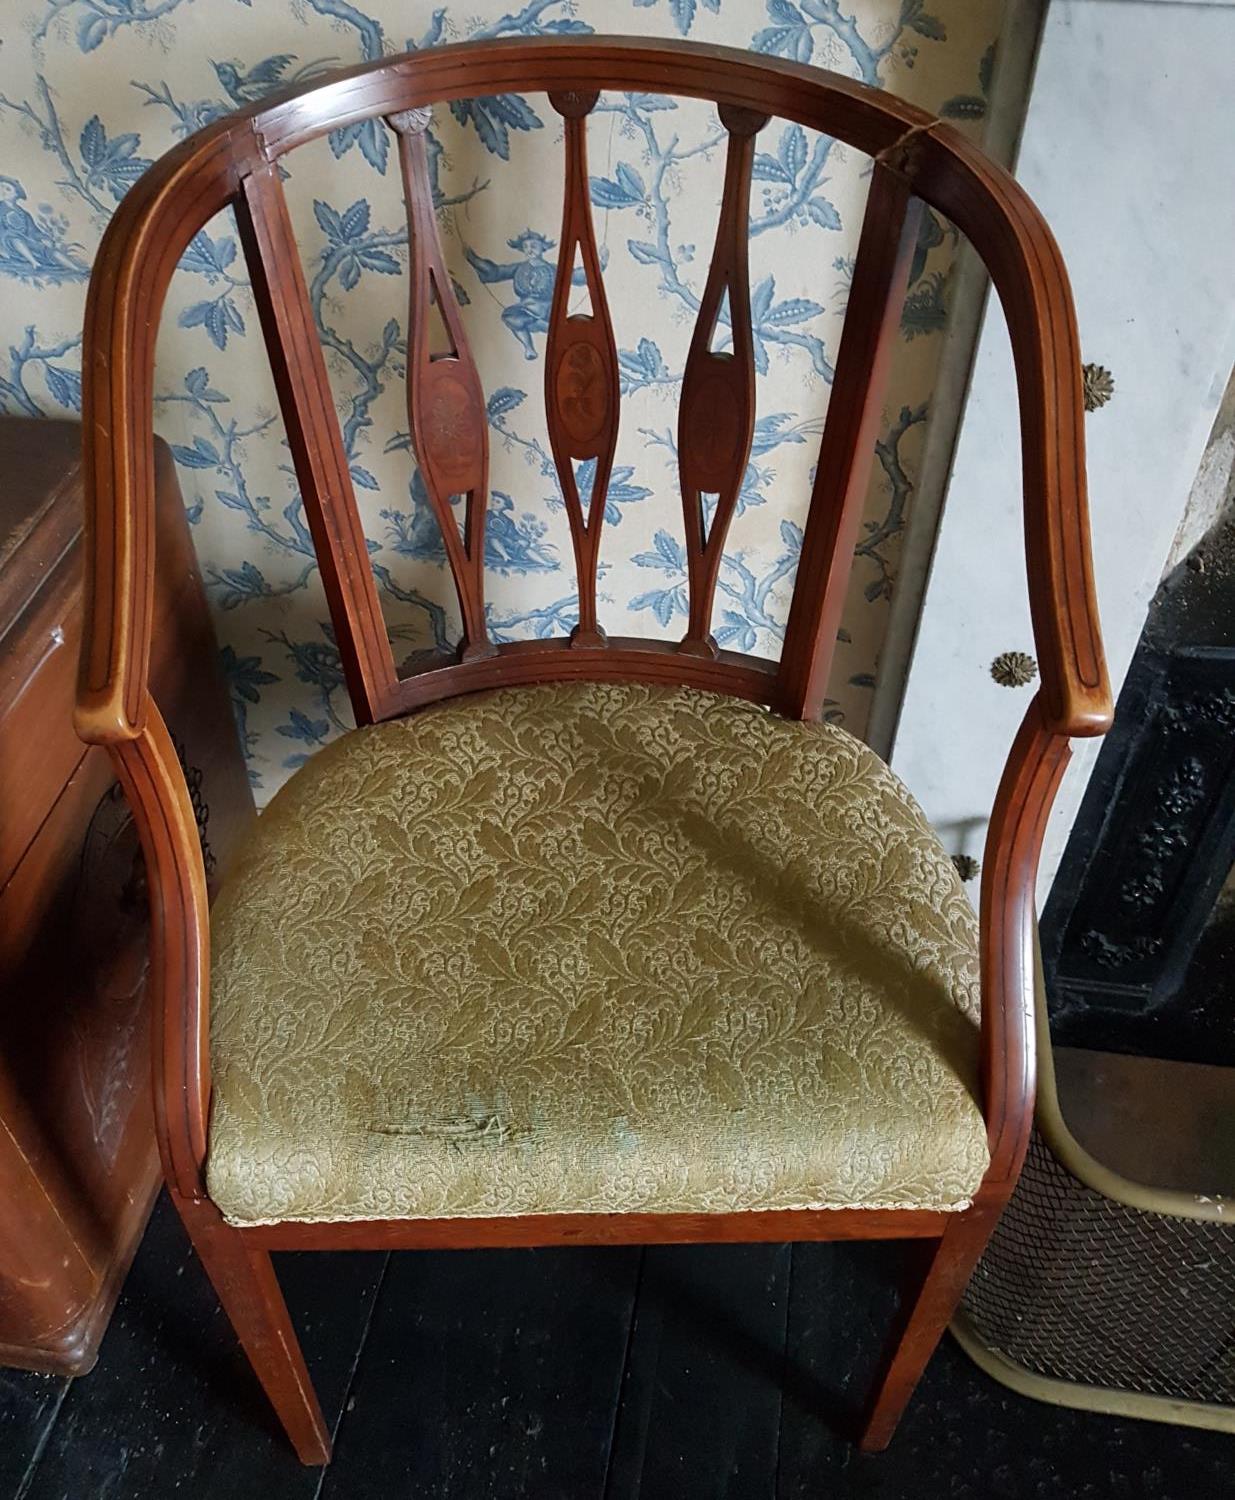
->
[[858, 1207, 996, 1453], [173, 1192, 331, 1465]]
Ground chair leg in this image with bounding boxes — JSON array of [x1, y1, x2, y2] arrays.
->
[[172, 1190, 332, 1465], [858, 1205, 996, 1453]]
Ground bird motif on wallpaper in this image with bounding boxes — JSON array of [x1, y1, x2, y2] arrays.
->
[[212, 54, 341, 108], [0, 177, 88, 283]]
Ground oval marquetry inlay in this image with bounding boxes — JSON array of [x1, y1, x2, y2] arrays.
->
[[554, 335, 610, 452], [422, 363, 483, 490]]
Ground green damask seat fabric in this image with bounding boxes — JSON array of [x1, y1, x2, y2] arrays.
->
[[206, 680, 989, 1226]]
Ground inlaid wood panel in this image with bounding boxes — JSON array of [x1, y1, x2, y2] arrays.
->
[[388, 105, 494, 664], [545, 88, 618, 648], [676, 102, 768, 656]]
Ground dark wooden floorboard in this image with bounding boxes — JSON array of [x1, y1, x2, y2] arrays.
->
[[774, 1239, 916, 1497], [318, 1244, 641, 1500], [0, 1369, 67, 1499], [3, 1223, 1233, 1497], [19, 1194, 385, 1500], [604, 1243, 791, 1500], [774, 1239, 1235, 1500]]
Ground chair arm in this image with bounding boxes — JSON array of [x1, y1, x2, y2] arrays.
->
[[74, 125, 252, 747], [978, 696, 1074, 1186], [911, 125, 1113, 740], [109, 704, 212, 1200]]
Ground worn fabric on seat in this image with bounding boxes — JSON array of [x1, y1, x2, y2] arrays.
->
[[205, 681, 989, 1225]]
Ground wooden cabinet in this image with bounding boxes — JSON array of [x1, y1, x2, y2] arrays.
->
[[0, 418, 254, 1374]]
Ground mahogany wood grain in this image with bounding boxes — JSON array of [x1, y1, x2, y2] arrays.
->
[[250, 36, 932, 165], [0, 1087, 95, 1364], [109, 706, 211, 1202], [545, 88, 619, 647], [778, 159, 922, 720], [858, 1194, 1003, 1451], [76, 36, 1110, 749], [677, 102, 766, 655], [246, 1207, 950, 1252], [380, 634, 779, 717], [0, 747, 157, 1372], [1, 541, 90, 890], [978, 695, 1070, 1186], [2, 423, 253, 1376], [71, 35, 1114, 1463], [389, 106, 494, 663], [234, 162, 398, 726], [76, 126, 255, 744], [853, 700, 1073, 1449], [172, 1192, 330, 1465]]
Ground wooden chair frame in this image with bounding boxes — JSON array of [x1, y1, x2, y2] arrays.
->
[[73, 36, 1111, 1464]]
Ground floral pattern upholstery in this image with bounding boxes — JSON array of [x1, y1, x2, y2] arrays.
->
[[206, 681, 989, 1225]]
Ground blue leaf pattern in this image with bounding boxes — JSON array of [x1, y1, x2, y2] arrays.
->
[[0, 0, 998, 792]]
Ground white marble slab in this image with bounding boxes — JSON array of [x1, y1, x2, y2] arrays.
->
[[891, 0, 1235, 907]]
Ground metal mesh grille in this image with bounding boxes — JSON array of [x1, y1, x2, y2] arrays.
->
[[962, 1131, 1235, 1406]]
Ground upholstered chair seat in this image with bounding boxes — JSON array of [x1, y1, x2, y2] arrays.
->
[[206, 681, 989, 1227]]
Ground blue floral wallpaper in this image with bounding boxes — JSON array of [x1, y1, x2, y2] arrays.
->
[[0, 0, 998, 797]]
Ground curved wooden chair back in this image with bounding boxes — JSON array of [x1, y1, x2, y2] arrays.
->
[[72, 36, 1112, 1461], [76, 35, 1109, 745]]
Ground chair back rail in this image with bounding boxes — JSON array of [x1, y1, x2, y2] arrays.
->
[[234, 160, 398, 726], [71, 36, 1112, 1202], [778, 155, 922, 719]]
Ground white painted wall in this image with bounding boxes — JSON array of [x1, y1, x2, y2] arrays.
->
[[891, 0, 1235, 906]]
